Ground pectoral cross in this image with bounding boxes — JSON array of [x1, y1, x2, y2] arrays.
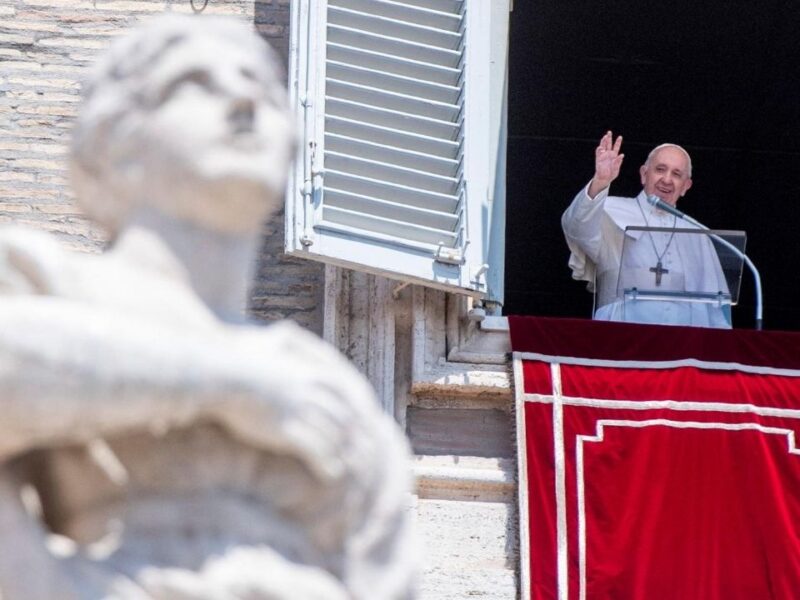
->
[[650, 261, 669, 286]]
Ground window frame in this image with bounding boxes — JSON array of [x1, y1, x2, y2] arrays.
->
[[286, 0, 508, 302]]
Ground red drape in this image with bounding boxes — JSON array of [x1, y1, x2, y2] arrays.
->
[[512, 316, 800, 600]]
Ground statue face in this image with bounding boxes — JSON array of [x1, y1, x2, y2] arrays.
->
[[146, 35, 289, 192], [639, 146, 693, 207], [71, 17, 295, 235]]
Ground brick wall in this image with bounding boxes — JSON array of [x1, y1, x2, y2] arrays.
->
[[0, 0, 326, 333]]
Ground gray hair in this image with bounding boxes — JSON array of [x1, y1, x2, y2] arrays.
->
[[645, 143, 693, 178]]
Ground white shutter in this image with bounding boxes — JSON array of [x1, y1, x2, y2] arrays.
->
[[287, 0, 498, 297]]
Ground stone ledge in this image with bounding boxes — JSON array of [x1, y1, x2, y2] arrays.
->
[[411, 360, 512, 403], [413, 455, 515, 503], [446, 316, 510, 365]]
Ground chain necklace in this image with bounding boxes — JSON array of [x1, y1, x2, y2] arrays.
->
[[637, 197, 677, 286]]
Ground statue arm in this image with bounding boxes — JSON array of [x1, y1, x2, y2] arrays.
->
[[0, 226, 65, 296], [0, 298, 416, 598], [0, 298, 378, 476]]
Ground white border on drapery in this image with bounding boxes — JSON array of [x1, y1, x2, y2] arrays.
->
[[575, 420, 800, 600]]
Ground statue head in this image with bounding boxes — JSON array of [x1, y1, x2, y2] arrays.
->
[[70, 15, 295, 237]]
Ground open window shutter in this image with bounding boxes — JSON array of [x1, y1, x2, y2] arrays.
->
[[288, 0, 494, 296]]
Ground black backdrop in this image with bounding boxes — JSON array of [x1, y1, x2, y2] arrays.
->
[[505, 1, 800, 330]]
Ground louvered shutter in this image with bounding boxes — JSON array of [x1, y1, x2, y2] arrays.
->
[[287, 0, 498, 297]]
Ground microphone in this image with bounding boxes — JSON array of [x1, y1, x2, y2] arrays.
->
[[646, 195, 689, 221]]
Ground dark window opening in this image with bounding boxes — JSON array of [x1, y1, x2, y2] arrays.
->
[[505, 1, 800, 331]]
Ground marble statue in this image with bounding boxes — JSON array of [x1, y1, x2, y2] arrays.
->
[[0, 15, 416, 600]]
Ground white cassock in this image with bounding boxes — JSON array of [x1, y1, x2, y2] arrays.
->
[[562, 183, 732, 329]]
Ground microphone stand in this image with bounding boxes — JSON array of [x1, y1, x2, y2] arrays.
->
[[647, 196, 763, 331]]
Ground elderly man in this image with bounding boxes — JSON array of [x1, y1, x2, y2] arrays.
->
[[562, 131, 731, 328]]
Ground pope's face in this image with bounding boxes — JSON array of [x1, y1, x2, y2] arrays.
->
[[639, 146, 693, 207]]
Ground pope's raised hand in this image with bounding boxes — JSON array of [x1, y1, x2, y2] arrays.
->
[[590, 131, 624, 196]]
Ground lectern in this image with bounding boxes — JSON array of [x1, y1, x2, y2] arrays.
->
[[608, 227, 746, 327]]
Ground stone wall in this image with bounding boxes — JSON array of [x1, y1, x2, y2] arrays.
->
[[0, 0, 325, 332]]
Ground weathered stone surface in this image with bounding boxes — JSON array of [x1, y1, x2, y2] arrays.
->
[[416, 498, 517, 600], [413, 455, 515, 503], [407, 407, 515, 459], [0, 0, 324, 332]]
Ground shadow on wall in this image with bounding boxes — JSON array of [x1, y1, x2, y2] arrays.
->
[[254, 0, 291, 69]]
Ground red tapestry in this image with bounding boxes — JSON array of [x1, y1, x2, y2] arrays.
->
[[510, 316, 800, 600]]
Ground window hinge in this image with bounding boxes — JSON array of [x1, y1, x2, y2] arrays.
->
[[434, 243, 465, 266]]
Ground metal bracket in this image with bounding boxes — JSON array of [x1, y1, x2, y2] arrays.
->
[[469, 263, 489, 290], [434, 243, 465, 266], [472, 263, 489, 279], [392, 281, 411, 299]]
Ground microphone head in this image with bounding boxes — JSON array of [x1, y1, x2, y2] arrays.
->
[[645, 194, 686, 219], [646, 194, 663, 208]]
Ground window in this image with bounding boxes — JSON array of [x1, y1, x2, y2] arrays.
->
[[287, 0, 508, 304]]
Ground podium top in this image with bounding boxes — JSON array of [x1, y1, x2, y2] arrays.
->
[[592, 227, 746, 328], [612, 227, 745, 304]]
